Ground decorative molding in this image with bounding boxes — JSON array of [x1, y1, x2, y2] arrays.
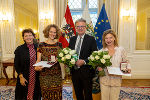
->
[[136, 41, 146, 50], [130, 71, 150, 79]]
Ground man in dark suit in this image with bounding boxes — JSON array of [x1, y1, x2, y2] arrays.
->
[[69, 18, 97, 100]]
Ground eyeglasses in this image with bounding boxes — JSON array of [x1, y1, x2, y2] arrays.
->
[[76, 26, 86, 28]]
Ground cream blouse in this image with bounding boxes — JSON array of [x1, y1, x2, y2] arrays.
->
[[100, 46, 130, 86]]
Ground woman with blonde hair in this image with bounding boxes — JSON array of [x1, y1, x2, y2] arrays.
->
[[99, 29, 131, 100]]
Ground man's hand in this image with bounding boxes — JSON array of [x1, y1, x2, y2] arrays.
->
[[75, 59, 85, 67]]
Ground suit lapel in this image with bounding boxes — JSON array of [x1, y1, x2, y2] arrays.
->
[[72, 36, 77, 50]]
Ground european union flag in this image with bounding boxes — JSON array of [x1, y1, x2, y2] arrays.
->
[[94, 4, 111, 50]]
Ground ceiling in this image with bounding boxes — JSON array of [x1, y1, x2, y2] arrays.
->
[[14, 0, 38, 15]]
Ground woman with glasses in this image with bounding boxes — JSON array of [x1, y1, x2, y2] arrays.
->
[[69, 18, 97, 100]]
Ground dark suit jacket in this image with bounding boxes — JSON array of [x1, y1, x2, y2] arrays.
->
[[14, 43, 41, 100], [69, 34, 97, 100], [69, 34, 97, 64]]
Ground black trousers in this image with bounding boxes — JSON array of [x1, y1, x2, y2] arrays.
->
[[71, 66, 94, 100]]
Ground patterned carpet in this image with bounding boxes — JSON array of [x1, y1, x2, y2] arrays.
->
[[119, 87, 150, 100], [0, 86, 15, 100], [0, 86, 150, 100]]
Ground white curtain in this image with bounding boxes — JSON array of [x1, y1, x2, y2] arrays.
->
[[0, 0, 15, 78], [98, 0, 119, 33], [38, 0, 54, 42], [54, 0, 67, 79], [0, 0, 15, 59], [38, 0, 67, 42], [118, 0, 137, 52], [54, 0, 67, 27]]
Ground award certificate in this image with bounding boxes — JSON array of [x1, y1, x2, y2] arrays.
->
[[33, 61, 52, 68], [107, 67, 131, 76]]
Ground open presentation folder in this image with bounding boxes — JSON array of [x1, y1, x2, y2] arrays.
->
[[107, 67, 131, 76], [33, 61, 52, 68]]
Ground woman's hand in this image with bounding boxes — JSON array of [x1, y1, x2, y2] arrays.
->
[[19, 74, 28, 86], [35, 66, 44, 71], [97, 67, 103, 71], [121, 68, 131, 74], [126, 68, 131, 73]]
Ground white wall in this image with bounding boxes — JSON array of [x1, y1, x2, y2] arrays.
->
[[119, 0, 150, 79]]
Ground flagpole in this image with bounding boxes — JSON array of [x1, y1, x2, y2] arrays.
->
[[86, 0, 88, 4], [103, 0, 105, 4]]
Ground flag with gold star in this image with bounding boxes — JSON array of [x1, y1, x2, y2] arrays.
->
[[94, 4, 111, 49]]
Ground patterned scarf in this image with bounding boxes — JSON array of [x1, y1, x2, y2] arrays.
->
[[27, 44, 36, 100]]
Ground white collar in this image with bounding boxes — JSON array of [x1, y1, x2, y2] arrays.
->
[[77, 34, 85, 39]]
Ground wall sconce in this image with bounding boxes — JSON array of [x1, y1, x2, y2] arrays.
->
[[0, 12, 11, 22], [33, 29, 37, 33], [19, 28, 23, 32], [120, 8, 136, 20], [39, 11, 54, 22]]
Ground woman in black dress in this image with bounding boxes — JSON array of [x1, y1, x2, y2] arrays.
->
[[14, 28, 41, 100]]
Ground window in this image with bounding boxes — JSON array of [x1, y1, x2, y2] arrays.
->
[[68, 0, 98, 26]]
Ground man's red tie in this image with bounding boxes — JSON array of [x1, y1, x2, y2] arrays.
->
[[27, 44, 36, 100]]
